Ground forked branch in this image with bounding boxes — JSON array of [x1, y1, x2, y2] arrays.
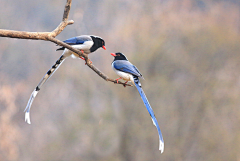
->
[[0, 0, 131, 87]]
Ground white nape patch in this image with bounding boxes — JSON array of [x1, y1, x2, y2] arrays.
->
[[159, 140, 164, 153], [25, 112, 31, 124], [151, 118, 156, 127]]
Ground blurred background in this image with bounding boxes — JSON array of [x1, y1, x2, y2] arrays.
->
[[1, 0, 240, 160]]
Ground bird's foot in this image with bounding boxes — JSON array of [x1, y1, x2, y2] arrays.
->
[[79, 50, 87, 62], [79, 55, 92, 65], [79, 50, 92, 64], [80, 56, 85, 60], [80, 50, 84, 54], [123, 81, 128, 87], [82, 58, 92, 65], [88, 60, 92, 64], [115, 77, 122, 83]]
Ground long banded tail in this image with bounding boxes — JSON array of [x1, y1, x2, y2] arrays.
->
[[133, 76, 164, 153], [24, 55, 67, 124]]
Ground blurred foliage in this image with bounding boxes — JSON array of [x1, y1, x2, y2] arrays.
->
[[1, 0, 240, 160]]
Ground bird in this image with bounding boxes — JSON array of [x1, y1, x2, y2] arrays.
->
[[111, 52, 164, 153], [24, 35, 106, 124]]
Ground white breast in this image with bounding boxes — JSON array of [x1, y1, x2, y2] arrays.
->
[[112, 63, 135, 84]]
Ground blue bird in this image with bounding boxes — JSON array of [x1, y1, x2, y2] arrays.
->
[[24, 35, 106, 124], [111, 52, 164, 153]]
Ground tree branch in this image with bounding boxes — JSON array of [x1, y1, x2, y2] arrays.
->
[[47, 37, 132, 87], [0, 29, 49, 40], [85, 61, 132, 87], [62, 0, 72, 21], [0, 0, 131, 87]]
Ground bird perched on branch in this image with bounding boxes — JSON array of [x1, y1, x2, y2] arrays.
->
[[24, 35, 106, 124], [111, 52, 164, 153], [56, 35, 106, 59]]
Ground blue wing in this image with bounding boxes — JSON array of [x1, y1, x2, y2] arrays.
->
[[63, 36, 91, 45], [113, 60, 142, 77], [56, 36, 92, 51], [134, 77, 164, 153]]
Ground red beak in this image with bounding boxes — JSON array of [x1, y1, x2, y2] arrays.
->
[[111, 53, 116, 57], [102, 45, 106, 50]]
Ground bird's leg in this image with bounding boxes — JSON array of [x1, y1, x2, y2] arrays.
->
[[115, 77, 122, 83], [79, 50, 92, 64], [123, 81, 128, 87], [79, 50, 86, 60], [79, 57, 85, 60]]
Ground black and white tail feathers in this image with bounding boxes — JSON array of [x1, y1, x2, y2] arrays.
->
[[133, 76, 164, 153], [24, 55, 67, 124]]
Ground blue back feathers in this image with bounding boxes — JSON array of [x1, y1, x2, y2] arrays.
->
[[63, 36, 91, 45], [56, 36, 92, 51], [113, 60, 142, 78]]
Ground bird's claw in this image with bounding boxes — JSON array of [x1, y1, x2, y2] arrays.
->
[[79, 56, 92, 65], [85, 59, 92, 65], [115, 77, 122, 84], [123, 81, 128, 87]]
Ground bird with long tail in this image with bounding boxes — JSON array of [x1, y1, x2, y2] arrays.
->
[[111, 52, 164, 153], [24, 35, 106, 124]]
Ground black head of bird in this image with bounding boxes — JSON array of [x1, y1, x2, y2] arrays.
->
[[90, 36, 106, 52], [111, 52, 128, 61]]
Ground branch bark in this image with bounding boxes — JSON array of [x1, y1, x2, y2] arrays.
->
[[0, 0, 132, 87]]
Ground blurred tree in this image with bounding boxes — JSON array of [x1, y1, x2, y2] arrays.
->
[[1, 0, 240, 160]]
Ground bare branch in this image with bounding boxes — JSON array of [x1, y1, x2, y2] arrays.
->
[[63, 0, 72, 21], [50, 20, 74, 38], [0, 0, 132, 87], [51, 0, 74, 37], [0, 0, 73, 39], [85, 61, 133, 87], [0, 29, 50, 40], [47, 37, 132, 87]]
